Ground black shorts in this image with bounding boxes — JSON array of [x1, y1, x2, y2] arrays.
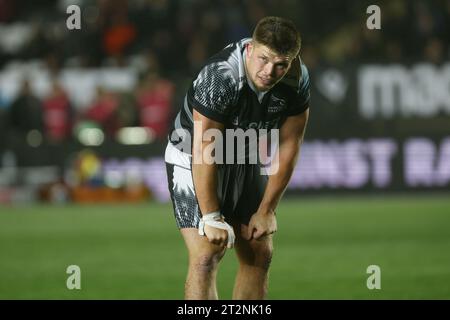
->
[[165, 143, 267, 229]]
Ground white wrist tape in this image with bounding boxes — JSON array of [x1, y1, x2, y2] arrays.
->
[[198, 211, 235, 249]]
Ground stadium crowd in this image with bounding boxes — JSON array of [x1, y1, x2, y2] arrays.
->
[[0, 0, 448, 144]]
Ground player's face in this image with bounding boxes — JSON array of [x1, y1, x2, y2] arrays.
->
[[246, 41, 294, 91]]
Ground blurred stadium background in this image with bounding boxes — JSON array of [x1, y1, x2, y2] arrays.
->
[[0, 0, 449, 299]]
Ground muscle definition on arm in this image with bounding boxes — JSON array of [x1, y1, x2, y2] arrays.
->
[[259, 108, 309, 214]]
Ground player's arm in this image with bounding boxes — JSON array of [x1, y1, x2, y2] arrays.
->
[[260, 108, 309, 213], [246, 108, 309, 240], [192, 109, 224, 214], [192, 109, 233, 247]]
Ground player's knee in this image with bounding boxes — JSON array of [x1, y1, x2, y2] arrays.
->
[[240, 242, 273, 270], [191, 249, 226, 274], [255, 245, 273, 270]]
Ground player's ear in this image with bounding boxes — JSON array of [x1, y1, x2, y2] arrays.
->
[[247, 41, 255, 56]]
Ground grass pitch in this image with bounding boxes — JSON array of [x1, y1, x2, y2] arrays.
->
[[1, 195, 449, 299]]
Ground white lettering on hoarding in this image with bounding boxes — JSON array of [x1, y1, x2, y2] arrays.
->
[[358, 64, 450, 119], [404, 137, 450, 187], [292, 139, 397, 189], [99, 137, 450, 203]]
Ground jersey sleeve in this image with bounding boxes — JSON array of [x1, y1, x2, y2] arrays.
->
[[284, 62, 311, 117], [188, 62, 238, 123]]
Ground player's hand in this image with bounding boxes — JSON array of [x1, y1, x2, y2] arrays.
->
[[244, 209, 277, 241], [204, 223, 229, 247]]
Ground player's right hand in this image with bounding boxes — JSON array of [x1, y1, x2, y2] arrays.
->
[[204, 224, 229, 247]]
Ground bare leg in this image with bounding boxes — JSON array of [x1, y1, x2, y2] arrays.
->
[[232, 224, 273, 300], [180, 228, 227, 299]]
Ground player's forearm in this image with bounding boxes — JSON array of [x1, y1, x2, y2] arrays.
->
[[191, 110, 224, 215], [259, 141, 300, 213], [192, 161, 220, 216]]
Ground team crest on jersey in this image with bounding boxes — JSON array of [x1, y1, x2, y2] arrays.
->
[[268, 95, 286, 113]]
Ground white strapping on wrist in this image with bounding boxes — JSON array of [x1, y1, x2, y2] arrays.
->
[[198, 211, 235, 249]]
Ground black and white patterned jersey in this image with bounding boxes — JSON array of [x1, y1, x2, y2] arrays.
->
[[168, 37, 310, 158]]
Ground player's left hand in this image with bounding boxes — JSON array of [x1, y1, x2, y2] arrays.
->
[[244, 209, 277, 241]]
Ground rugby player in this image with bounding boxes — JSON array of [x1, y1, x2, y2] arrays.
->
[[165, 16, 310, 299]]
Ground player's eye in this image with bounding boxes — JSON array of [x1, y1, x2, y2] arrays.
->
[[259, 56, 268, 63]]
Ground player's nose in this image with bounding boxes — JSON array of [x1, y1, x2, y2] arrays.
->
[[262, 63, 275, 77]]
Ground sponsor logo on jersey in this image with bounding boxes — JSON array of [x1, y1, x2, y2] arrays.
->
[[268, 95, 286, 113]]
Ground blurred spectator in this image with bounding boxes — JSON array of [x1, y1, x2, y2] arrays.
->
[[116, 91, 139, 128], [1, 0, 448, 70], [135, 72, 174, 141], [84, 86, 120, 136], [103, 12, 137, 64], [0, 0, 449, 145], [42, 80, 73, 143], [7, 79, 43, 138]]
